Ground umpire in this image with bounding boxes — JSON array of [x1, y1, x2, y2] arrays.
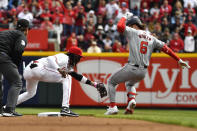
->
[[0, 19, 29, 117]]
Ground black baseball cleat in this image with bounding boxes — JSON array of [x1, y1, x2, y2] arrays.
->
[[2, 106, 23, 117], [60, 107, 79, 117]]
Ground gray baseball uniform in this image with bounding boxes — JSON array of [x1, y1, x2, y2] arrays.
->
[[108, 26, 165, 102]]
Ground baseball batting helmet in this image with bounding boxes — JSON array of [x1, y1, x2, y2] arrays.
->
[[126, 16, 144, 29]]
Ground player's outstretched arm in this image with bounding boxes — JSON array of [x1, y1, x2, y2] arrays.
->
[[68, 71, 107, 98], [117, 17, 126, 33], [161, 44, 191, 69], [117, 12, 133, 33]]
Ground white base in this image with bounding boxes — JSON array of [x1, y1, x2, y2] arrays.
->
[[38, 112, 61, 117]]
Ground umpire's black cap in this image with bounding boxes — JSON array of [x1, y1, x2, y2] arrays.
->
[[126, 16, 144, 29], [16, 19, 30, 31]]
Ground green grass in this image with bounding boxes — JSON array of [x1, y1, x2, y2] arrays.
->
[[16, 107, 197, 128]]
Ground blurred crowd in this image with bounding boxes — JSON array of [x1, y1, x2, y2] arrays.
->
[[0, 0, 197, 53]]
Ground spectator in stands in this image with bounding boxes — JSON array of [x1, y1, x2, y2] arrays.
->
[[140, 1, 149, 15], [152, 22, 162, 39], [77, 35, 88, 51], [84, 25, 94, 43], [40, 7, 51, 21], [171, 0, 183, 17], [183, 17, 197, 37], [112, 39, 126, 52], [51, 7, 63, 23], [16, 0, 26, 14], [105, 0, 119, 20], [0, 0, 8, 10], [161, 17, 171, 32], [184, 3, 196, 17], [28, 0, 43, 19], [5, 8, 17, 25], [129, 0, 141, 16], [171, 11, 183, 25], [160, 0, 172, 17], [169, 33, 184, 53], [184, 29, 195, 52], [115, 7, 129, 24], [58, 0, 75, 36], [183, 0, 197, 8], [140, 9, 150, 24], [9, 17, 17, 29], [39, 0, 52, 11], [185, 9, 196, 24], [53, 18, 63, 46], [94, 25, 105, 49], [160, 28, 172, 45], [83, 1, 93, 13], [73, 1, 84, 13], [104, 19, 117, 42], [86, 10, 97, 26], [87, 41, 102, 53], [150, 3, 160, 16], [82, 0, 97, 12], [40, 17, 54, 38], [95, 14, 105, 30], [65, 32, 78, 51], [97, 0, 107, 17], [51, 0, 62, 13], [170, 17, 183, 33], [74, 6, 86, 35], [103, 35, 113, 52], [18, 7, 33, 26]]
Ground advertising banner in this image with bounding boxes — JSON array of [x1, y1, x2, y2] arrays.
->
[[70, 56, 197, 107], [26, 29, 48, 50]]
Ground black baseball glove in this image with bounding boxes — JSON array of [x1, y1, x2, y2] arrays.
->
[[95, 83, 107, 98]]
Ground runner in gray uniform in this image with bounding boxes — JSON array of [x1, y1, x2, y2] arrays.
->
[[105, 13, 191, 115]]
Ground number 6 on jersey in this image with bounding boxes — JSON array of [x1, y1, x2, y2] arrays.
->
[[140, 41, 148, 54]]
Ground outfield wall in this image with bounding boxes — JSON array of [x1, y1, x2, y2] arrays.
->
[[3, 52, 197, 108]]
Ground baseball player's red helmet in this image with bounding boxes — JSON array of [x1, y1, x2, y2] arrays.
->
[[68, 46, 83, 57]]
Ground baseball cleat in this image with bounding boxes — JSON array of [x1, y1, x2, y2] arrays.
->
[[124, 99, 136, 114], [2, 106, 22, 117], [60, 107, 79, 117], [104, 106, 119, 115]]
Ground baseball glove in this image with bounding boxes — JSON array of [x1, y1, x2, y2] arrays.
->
[[95, 83, 107, 98]]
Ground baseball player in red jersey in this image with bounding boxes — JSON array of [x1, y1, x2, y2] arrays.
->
[[17, 47, 107, 117], [105, 13, 191, 115]]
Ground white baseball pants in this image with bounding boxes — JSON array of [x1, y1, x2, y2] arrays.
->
[[17, 61, 72, 107]]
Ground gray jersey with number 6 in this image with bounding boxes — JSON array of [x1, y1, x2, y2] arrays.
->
[[124, 27, 165, 66]]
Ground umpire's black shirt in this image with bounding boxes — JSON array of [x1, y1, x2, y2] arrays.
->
[[0, 30, 27, 67]]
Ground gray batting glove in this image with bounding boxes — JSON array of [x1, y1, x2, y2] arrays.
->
[[122, 12, 133, 20], [178, 59, 191, 69]]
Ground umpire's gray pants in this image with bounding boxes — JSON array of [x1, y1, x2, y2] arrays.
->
[[0, 62, 22, 108], [107, 63, 147, 102]]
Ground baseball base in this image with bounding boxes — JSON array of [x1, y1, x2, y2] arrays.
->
[[38, 112, 61, 117]]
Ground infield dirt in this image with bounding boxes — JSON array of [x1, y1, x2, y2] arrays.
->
[[0, 116, 196, 131]]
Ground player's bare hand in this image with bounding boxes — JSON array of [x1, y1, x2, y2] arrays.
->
[[58, 68, 68, 78], [123, 12, 133, 20], [178, 59, 191, 69]]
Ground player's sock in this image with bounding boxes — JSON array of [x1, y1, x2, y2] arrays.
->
[[109, 102, 116, 108]]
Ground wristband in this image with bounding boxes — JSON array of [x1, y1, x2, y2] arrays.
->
[[81, 76, 88, 84]]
